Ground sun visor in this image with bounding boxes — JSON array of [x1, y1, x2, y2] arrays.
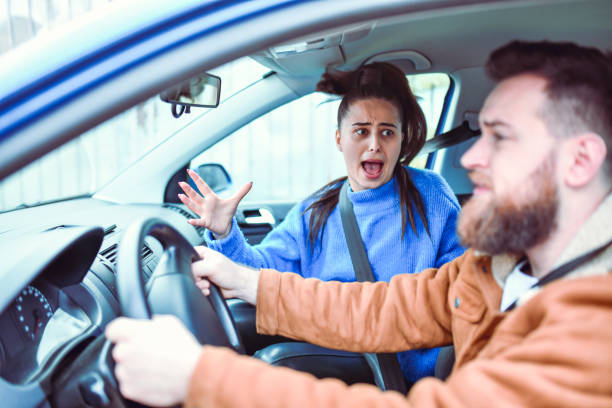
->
[[254, 23, 374, 75], [272, 45, 345, 74], [363, 50, 431, 72]]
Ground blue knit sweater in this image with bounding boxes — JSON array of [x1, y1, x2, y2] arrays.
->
[[206, 168, 464, 382]]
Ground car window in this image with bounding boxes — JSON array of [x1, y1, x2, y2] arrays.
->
[[0, 57, 268, 213], [191, 73, 450, 203]]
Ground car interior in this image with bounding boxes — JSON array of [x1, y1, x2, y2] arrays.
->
[[0, 0, 611, 406]]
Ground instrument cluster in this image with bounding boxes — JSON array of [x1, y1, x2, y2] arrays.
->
[[0, 281, 90, 384]]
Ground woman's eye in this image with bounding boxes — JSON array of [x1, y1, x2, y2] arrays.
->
[[355, 128, 368, 136], [381, 129, 394, 137], [492, 132, 507, 142]]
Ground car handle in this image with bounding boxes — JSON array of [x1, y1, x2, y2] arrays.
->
[[242, 208, 275, 225]]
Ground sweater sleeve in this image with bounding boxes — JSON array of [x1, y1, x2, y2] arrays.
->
[[255, 254, 466, 352], [204, 203, 306, 273], [434, 199, 464, 268], [424, 170, 465, 268]]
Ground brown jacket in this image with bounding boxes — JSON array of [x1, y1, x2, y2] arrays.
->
[[186, 195, 612, 407]]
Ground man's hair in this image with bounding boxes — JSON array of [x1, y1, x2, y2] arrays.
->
[[486, 40, 612, 178]]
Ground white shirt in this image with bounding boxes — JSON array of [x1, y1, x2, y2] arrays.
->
[[500, 259, 539, 311]]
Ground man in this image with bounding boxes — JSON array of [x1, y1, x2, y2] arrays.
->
[[106, 40, 612, 407]]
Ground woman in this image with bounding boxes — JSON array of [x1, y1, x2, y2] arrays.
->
[[178, 62, 464, 382]]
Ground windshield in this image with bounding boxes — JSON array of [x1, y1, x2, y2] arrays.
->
[[0, 57, 268, 213]]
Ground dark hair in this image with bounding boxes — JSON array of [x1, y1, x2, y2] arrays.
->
[[486, 40, 612, 177], [305, 62, 429, 250]]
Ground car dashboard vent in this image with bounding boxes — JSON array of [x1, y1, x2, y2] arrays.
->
[[163, 203, 206, 238], [100, 243, 153, 266], [141, 244, 153, 259], [100, 244, 118, 265]]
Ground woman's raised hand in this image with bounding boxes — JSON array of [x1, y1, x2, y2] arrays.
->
[[178, 169, 252, 238], [191, 246, 260, 305]]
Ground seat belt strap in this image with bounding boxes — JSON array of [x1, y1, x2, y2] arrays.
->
[[339, 181, 376, 282], [504, 236, 612, 312], [338, 181, 409, 394]]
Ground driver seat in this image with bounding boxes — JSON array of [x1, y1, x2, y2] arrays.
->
[[254, 343, 375, 385]]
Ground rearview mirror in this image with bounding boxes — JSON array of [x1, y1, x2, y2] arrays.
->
[[160, 72, 221, 118]]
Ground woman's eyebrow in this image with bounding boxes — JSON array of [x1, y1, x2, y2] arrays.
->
[[351, 122, 397, 127]]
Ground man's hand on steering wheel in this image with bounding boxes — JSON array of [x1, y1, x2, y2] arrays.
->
[[192, 246, 260, 306], [106, 315, 202, 407], [105, 218, 247, 406]]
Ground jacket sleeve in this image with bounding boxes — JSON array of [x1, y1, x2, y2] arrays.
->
[[185, 345, 413, 408], [204, 204, 306, 273], [255, 253, 467, 353], [185, 275, 612, 408]]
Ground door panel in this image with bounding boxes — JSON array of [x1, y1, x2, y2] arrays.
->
[[236, 201, 295, 244]]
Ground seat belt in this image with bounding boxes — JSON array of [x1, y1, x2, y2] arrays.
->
[[338, 181, 409, 394], [504, 236, 612, 312], [418, 120, 480, 156]]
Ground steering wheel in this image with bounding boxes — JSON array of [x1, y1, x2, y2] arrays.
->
[[115, 217, 244, 352], [48, 218, 244, 407]]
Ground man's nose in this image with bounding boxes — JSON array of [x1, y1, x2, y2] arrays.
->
[[460, 136, 489, 170]]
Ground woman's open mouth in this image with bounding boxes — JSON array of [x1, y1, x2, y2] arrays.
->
[[361, 160, 384, 179]]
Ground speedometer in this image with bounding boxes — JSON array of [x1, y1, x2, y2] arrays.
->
[[12, 286, 54, 341]]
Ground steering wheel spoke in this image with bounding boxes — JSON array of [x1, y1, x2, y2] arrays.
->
[[116, 217, 244, 352]]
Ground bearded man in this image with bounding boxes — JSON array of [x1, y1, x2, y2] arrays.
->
[[107, 40, 612, 408]]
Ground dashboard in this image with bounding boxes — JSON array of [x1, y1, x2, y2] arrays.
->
[[0, 281, 90, 384], [0, 198, 203, 406]]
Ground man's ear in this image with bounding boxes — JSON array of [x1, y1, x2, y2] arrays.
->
[[563, 133, 607, 188], [335, 129, 342, 152]]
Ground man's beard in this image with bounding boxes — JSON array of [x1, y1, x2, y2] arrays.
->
[[458, 154, 558, 255]]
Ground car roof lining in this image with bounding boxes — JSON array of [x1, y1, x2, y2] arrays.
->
[[252, 0, 612, 77]]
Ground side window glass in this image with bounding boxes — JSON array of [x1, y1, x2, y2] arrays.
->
[[408, 74, 451, 168], [191, 73, 450, 203]]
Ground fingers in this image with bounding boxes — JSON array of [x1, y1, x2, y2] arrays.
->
[[191, 247, 218, 295], [232, 181, 253, 205], [186, 217, 208, 228], [106, 317, 145, 343], [195, 279, 211, 296], [191, 258, 210, 279], [178, 181, 206, 207], [187, 169, 214, 197], [106, 315, 201, 407], [193, 245, 210, 258], [177, 193, 203, 218], [107, 316, 189, 345]]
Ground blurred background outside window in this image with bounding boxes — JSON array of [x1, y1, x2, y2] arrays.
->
[[0, 0, 450, 211]]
